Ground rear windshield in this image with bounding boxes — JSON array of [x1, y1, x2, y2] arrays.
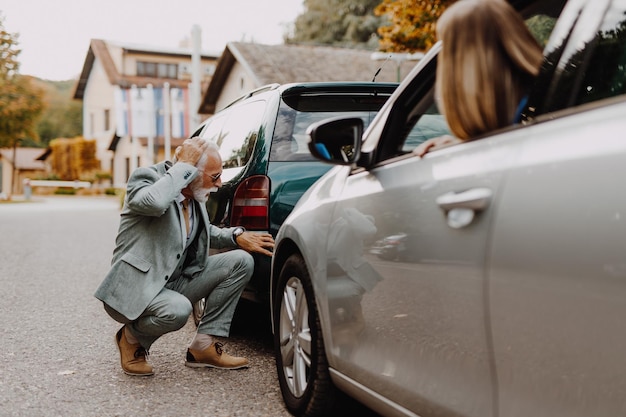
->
[[269, 92, 393, 161]]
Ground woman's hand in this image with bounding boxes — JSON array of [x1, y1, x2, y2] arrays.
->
[[236, 232, 275, 257], [413, 135, 462, 157]]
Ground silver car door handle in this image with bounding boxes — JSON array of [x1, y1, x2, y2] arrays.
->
[[436, 188, 493, 229], [436, 188, 493, 211]]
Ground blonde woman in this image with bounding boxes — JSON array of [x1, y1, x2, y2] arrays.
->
[[414, 0, 544, 156]]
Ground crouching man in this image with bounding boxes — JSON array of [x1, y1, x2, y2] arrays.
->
[[95, 137, 274, 376]]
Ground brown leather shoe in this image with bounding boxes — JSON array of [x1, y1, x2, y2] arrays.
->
[[115, 326, 154, 376], [185, 342, 249, 369]]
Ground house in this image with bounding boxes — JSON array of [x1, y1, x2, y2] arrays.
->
[[73, 39, 419, 189], [0, 147, 47, 197], [73, 38, 219, 187], [199, 42, 420, 115]]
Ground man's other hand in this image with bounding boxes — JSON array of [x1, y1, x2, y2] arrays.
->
[[236, 232, 275, 257]]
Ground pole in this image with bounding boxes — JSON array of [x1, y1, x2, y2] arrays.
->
[[163, 82, 172, 161], [147, 83, 155, 164], [130, 84, 138, 173], [190, 24, 202, 129]]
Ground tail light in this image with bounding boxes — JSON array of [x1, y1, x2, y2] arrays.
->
[[231, 175, 270, 230]]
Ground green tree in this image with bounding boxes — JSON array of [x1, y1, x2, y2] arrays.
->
[[287, 0, 383, 48], [374, 0, 457, 52], [526, 14, 557, 47], [0, 14, 45, 148], [34, 79, 82, 146]]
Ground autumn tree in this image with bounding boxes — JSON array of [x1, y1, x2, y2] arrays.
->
[[287, 0, 383, 48], [375, 0, 457, 52], [49, 137, 99, 181], [0, 14, 45, 148]]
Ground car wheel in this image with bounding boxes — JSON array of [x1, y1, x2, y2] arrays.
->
[[192, 298, 205, 327], [273, 254, 337, 417]]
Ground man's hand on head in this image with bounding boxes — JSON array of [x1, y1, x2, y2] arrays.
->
[[175, 137, 209, 166]]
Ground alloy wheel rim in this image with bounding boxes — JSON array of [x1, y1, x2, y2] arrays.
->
[[279, 276, 312, 397]]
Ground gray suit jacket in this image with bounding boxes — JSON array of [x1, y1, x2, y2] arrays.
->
[[94, 160, 237, 320]]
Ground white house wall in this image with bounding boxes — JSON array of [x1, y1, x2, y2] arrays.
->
[[82, 56, 115, 177], [107, 43, 124, 74], [1, 156, 11, 195], [215, 61, 258, 112]]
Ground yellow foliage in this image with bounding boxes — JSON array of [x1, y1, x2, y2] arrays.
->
[[375, 0, 457, 52], [49, 137, 100, 181]]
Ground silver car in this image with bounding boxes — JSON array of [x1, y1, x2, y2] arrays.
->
[[270, 0, 626, 416]]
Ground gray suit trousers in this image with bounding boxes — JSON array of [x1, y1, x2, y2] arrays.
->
[[105, 249, 253, 350]]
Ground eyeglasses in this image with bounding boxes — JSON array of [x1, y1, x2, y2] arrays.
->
[[208, 171, 222, 182]]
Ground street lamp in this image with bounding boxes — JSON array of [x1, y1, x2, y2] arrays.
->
[[371, 51, 425, 82]]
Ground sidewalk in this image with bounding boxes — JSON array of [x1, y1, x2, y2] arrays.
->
[[0, 194, 121, 211]]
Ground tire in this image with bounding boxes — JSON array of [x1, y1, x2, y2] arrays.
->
[[192, 298, 205, 327], [273, 254, 338, 417]]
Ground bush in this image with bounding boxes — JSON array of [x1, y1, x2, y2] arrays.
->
[[54, 188, 76, 195]]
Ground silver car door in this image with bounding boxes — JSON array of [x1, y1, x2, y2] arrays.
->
[[488, 0, 626, 414], [323, 134, 518, 417], [488, 101, 626, 417]]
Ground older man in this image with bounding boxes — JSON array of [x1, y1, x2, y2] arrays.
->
[[95, 137, 274, 376]]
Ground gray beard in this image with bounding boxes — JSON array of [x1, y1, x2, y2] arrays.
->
[[190, 184, 217, 204]]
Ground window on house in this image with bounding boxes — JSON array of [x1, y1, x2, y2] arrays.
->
[[137, 61, 178, 79], [146, 62, 157, 77], [169, 64, 178, 78], [104, 109, 110, 131], [90, 113, 94, 136]]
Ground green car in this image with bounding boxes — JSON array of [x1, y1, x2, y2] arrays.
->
[[190, 82, 398, 307]]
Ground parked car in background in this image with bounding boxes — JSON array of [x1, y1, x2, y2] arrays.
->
[[190, 82, 397, 314], [270, 0, 626, 416], [369, 232, 409, 261]]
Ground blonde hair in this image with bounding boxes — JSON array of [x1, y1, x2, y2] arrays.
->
[[436, 0, 543, 140]]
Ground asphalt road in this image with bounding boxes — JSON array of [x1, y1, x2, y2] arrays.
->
[[0, 196, 292, 417]]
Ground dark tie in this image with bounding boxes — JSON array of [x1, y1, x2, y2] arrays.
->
[[181, 199, 190, 237]]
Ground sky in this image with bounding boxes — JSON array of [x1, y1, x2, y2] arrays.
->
[[1, 0, 304, 81]]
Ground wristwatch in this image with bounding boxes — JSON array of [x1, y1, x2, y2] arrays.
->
[[232, 227, 245, 246]]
